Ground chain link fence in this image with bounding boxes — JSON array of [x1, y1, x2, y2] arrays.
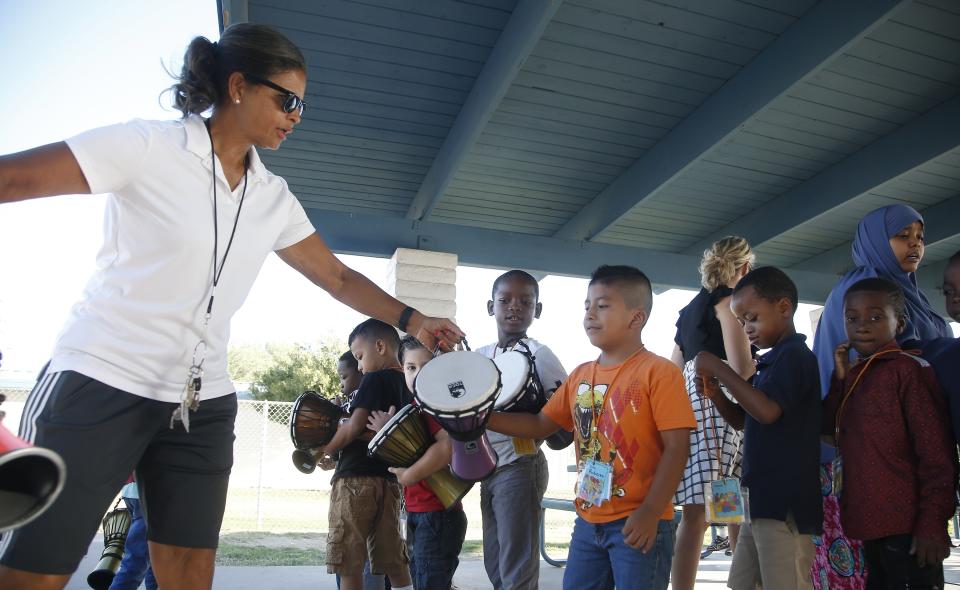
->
[[1, 388, 579, 542], [226, 399, 332, 533]]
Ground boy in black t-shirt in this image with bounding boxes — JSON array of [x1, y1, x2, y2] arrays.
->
[[322, 319, 414, 590]]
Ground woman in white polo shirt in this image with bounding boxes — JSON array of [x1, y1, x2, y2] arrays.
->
[[0, 23, 460, 590]]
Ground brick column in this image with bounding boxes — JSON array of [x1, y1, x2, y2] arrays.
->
[[386, 248, 458, 326]]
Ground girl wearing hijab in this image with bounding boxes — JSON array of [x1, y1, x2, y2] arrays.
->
[[810, 204, 951, 589]]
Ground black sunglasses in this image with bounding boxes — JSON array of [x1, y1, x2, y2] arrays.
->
[[243, 73, 306, 116]]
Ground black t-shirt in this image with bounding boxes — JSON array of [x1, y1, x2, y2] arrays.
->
[[741, 333, 823, 534], [333, 369, 412, 482], [674, 287, 733, 363]]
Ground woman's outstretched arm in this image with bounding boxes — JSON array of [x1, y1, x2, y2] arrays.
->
[[0, 143, 90, 203]]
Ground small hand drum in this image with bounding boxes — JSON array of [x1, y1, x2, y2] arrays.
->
[[493, 346, 573, 450], [367, 404, 472, 510], [289, 391, 345, 474], [493, 350, 543, 413], [415, 351, 501, 482], [86, 503, 132, 590]]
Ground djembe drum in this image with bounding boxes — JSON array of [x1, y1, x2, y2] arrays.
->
[[289, 391, 346, 474], [415, 350, 501, 482], [367, 404, 472, 509], [493, 343, 572, 450], [493, 348, 543, 414], [86, 502, 132, 589]]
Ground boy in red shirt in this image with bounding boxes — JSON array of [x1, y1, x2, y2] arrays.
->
[[824, 277, 956, 588], [369, 336, 468, 590]]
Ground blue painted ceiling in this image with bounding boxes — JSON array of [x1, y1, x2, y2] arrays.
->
[[221, 0, 960, 306]]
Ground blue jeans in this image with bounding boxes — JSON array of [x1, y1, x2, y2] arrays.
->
[[407, 509, 468, 590], [108, 497, 157, 590], [562, 517, 676, 590]]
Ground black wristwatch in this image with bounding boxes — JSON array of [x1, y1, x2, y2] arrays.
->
[[398, 306, 416, 333]]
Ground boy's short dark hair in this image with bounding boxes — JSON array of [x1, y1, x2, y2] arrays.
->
[[733, 266, 798, 311], [348, 318, 401, 349], [491, 270, 540, 301], [845, 277, 907, 320], [588, 265, 653, 314], [399, 335, 427, 363], [338, 350, 358, 371]]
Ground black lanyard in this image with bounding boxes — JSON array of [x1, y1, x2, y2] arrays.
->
[[204, 119, 247, 317]]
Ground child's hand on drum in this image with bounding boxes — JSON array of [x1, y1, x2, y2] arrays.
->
[[367, 406, 396, 432], [388, 466, 416, 487]]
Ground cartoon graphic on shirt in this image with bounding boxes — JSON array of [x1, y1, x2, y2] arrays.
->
[[575, 381, 606, 459], [574, 380, 639, 502]]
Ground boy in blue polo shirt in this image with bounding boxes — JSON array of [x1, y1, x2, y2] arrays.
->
[[695, 267, 822, 590]]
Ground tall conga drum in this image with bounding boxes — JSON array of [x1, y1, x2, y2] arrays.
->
[[415, 351, 501, 482], [289, 391, 345, 474], [368, 404, 472, 509]]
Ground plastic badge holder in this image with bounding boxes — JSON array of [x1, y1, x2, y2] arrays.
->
[[704, 479, 747, 524]]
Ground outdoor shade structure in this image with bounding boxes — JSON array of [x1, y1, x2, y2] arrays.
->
[[218, 0, 960, 310]]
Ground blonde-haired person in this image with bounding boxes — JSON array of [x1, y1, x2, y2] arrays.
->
[[670, 236, 755, 590]]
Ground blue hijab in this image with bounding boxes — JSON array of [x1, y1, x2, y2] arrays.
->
[[812, 204, 951, 397]]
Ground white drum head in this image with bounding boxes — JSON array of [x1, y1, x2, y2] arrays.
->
[[368, 403, 418, 452], [493, 351, 532, 409], [415, 351, 501, 413]]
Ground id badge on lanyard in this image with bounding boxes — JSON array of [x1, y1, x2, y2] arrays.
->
[[831, 454, 843, 497], [512, 438, 537, 456], [701, 395, 746, 524], [576, 459, 613, 506], [704, 478, 746, 524]]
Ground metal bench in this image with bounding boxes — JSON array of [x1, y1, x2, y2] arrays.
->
[[539, 497, 576, 567]]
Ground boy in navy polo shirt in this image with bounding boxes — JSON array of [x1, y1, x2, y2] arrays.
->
[[695, 267, 822, 590]]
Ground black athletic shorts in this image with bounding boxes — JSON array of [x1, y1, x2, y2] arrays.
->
[[0, 369, 237, 575]]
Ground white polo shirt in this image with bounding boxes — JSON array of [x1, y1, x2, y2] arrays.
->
[[48, 115, 315, 403]]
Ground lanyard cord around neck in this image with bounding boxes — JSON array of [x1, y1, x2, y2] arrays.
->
[[701, 393, 726, 478], [204, 118, 248, 320], [834, 347, 918, 445], [586, 347, 644, 455]]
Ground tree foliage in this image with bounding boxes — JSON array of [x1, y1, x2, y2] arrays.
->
[[228, 339, 346, 403]]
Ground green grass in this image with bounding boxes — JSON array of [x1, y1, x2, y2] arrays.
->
[[218, 487, 578, 566], [217, 532, 326, 566]]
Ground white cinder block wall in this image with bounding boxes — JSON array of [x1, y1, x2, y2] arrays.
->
[[386, 248, 458, 324]]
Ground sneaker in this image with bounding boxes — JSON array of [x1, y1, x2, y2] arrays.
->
[[704, 536, 729, 553]]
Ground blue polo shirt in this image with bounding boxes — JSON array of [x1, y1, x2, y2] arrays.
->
[[741, 333, 823, 534]]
